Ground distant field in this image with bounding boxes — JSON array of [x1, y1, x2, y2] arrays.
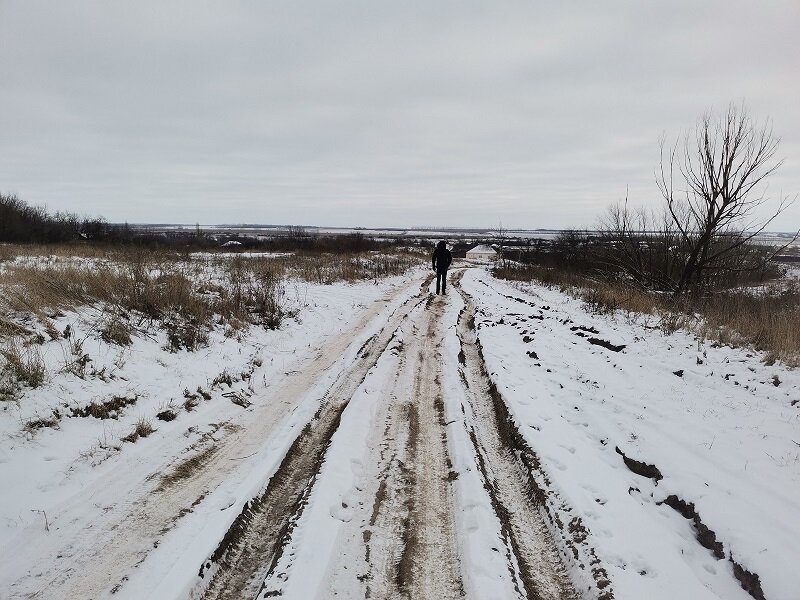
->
[[129, 223, 800, 249]]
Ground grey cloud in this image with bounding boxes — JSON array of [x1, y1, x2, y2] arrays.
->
[[1, 1, 798, 228]]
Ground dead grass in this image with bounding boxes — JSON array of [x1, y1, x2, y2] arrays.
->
[[287, 251, 421, 283], [100, 314, 133, 346], [71, 394, 139, 419], [0, 248, 281, 344], [0, 245, 16, 263], [122, 417, 155, 443], [496, 266, 800, 367], [0, 245, 421, 388], [0, 317, 31, 338], [24, 412, 60, 432], [0, 245, 418, 334], [158, 445, 217, 488], [1, 340, 46, 388], [698, 285, 800, 366]]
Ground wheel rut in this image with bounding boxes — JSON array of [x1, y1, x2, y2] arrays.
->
[[199, 289, 429, 600], [452, 275, 580, 600], [356, 296, 464, 599], [393, 299, 464, 598], [199, 271, 584, 600]]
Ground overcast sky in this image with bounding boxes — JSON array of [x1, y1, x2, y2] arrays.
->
[[2, 1, 799, 229]]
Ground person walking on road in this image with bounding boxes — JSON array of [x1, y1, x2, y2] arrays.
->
[[432, 240, 453, 295]]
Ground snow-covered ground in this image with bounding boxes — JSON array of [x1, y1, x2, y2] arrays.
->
[[462, 268, 800, 600], [0, 268, 421, 598], [1, 263, 798, 599]]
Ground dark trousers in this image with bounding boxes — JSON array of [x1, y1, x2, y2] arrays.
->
[[436, 269, 448, 294]]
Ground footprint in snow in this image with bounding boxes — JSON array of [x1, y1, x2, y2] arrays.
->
[[330, 501, 355, 523]]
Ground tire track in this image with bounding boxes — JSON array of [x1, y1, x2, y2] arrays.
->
[[360, 296, 464, 599], [198, 288, 430, 600], [395, 299, 464, 598], [452, 275, 581, 600]]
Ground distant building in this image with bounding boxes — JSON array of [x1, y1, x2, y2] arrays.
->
[[221, 240, 243, 247], [466, 244, 497, 263]]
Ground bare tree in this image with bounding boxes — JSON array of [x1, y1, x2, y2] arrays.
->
[[286, 225, 307, 240], [657, 103, 796, 296], [494, 220, 507, 267], [599, 196, 683, 291]]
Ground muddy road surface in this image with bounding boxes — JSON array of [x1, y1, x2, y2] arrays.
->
[[201, 272, 577, 599], [3, 270, 580, 600]]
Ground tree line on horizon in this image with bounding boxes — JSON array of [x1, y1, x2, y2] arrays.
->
[[0, 193, 132, 244]]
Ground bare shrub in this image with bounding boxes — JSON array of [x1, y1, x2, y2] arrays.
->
[[1, 340, 46, 388], [62, 351, 92, 379], [164, 318, 209, 352], [211, 369, 235, 388], [597, 105, 796, 297], [100, 315, 132, 346], [658, 104, 795, 296]]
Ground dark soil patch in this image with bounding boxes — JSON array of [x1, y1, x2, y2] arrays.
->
[[570, 325, 599, 334], [588, 338, 626, 352], [661, 495, 723, 558], [156, 409, 177, 422], [615, 447, 663, 481], [659, 494, 766, 600], [731, 561, 766, 600]]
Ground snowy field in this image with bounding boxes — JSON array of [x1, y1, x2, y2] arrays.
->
[[0, 262, 798, 599]]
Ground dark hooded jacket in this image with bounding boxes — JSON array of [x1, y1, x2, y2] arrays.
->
[[432, 241, 452, 273]]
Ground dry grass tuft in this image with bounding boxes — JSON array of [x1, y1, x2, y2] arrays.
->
[[24, 412, 60, 432], [697, 285, 800, 366], [122, 417, 155, 443], [0, 317, 31, 338], [1, 340, 46, 388], [100, 315, 133, 346], [211, 369, 235, 388], [72, 394, 139, 419]]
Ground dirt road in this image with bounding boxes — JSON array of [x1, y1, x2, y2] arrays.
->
[[200, 270, 577, 599], [3, 270, 578, 599]]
